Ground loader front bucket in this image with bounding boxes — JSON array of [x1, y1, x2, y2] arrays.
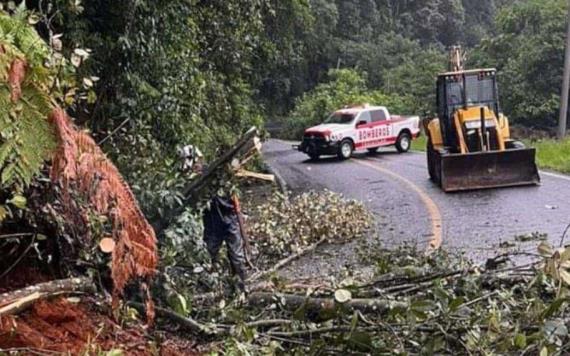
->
[[440, 148, 540, 192]]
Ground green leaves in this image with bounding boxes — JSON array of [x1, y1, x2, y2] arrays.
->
[[0, 15, 57, 189], [476, 0, 568, 128], [248, 190, 372, 264], [7, 194, 26, 209], [542, 298, 567, 320], [168, 293, 190, 317], [514, 333, 527, 349]]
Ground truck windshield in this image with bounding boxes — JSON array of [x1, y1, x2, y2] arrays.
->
[[325, 113, 355, 124]]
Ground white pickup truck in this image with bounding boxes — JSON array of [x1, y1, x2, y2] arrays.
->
[[296, 105, 421, 160]]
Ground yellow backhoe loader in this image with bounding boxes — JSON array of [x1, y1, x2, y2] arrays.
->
[[424, 52, 540, 192]]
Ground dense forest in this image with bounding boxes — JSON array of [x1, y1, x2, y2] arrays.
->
[[10, 0, 565, 222]]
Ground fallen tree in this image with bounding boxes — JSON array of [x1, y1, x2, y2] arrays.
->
[[248, 292, 408, 315], [146, 240, 569, 355], [155, 127, 267, 234], [0, 278, 95, 317], [0, 13, 167, 353]]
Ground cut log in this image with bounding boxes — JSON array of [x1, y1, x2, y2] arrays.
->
[[248, 292, 407, 315], [0, 277, 95, 317], [235, 169, 275, 182]]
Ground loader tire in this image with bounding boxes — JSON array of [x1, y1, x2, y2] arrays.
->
[[396, 132, 411, 153], [427, 142, 436, 182], [427, 140, 441, 184]]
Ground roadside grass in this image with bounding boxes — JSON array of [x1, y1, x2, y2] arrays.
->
[[411, 134, 427, 151], [527, 138, 570, 174], [412, 134, 570, 175]]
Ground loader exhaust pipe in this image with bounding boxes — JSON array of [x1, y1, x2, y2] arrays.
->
[[480, 107, 487, 151]]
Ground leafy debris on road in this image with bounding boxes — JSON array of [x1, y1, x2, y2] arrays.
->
[[151, 239, 570, 355], [247, 190, 373, 267], [152, 186, 570, 355], [515, 232, 548, 242]]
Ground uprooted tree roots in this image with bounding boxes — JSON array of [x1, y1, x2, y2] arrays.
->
[[49, 108, 158, 311], [0, 13, 163, 353]]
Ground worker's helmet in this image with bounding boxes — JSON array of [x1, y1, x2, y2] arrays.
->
[[179, 145, 203, 173]]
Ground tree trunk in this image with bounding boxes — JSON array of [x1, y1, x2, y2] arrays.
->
[[248, 292, 407, 315], [0, 277, 95, 316]]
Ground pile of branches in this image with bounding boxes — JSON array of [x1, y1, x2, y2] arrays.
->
[[152, 189, 373, 330], [248, 190, 373, 266], [147, 241, 570, 355]]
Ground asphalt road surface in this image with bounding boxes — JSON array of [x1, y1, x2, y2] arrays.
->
[[263, 139, 570, 269]]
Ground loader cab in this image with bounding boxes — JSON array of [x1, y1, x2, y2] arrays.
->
[[436, 69, 500, 150]]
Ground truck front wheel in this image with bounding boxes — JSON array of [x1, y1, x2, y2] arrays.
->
[[337, 140, 353, 160], [396, 132, 411, 153]]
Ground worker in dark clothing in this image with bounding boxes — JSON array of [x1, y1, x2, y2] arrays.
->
[[179, 144, 248, 291], [203, 194, 247, 290]]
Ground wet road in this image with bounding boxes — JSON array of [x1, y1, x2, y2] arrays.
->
[[263, 139, 570, 264]]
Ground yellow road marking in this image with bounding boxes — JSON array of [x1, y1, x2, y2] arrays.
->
[[354, 159, 443, 252]]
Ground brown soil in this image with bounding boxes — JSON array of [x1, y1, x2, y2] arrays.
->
[[0, 296, 197, 355], [0, 264, 52, 295]]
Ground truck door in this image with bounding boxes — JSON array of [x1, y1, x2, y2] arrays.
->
[[370, 109, 393, 145], [355, 111, 373, 149]]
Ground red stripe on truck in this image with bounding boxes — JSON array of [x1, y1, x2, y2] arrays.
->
[[355, 137, 397, 149]]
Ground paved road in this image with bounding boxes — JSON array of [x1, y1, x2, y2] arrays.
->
[[263, 139, 570, 265]]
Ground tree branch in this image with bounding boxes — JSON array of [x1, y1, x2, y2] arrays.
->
[[0, 277, 95, 316], [249, 237, 327, 282], [127, 302, 221, 336], [248, 292, 407, 315]]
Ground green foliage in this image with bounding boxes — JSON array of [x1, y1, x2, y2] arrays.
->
[[527, 138, 570, 173], [177, 240, 570, 354], [28, 0, 267, 223], [0, 12, 56, 189], [383, 47, 447, 115], [157, 209, 222, 314], [411, 134, 428, 152], [475, 0, 567, 128], [254, 0, 520, 116], [248, 190, 372, 263], [284, 69, 413, 139], [104, 0, 265, 222]]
